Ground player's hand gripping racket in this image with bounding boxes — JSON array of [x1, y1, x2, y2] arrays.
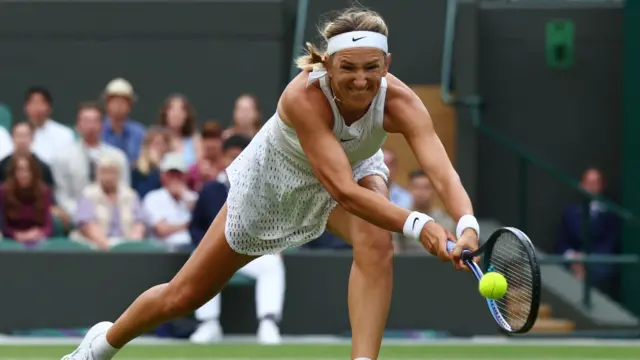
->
[[446, 227, 541, 334]]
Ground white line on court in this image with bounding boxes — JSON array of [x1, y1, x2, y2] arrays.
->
[[2, 337, 640, 347], [1, 358, 639, 360]]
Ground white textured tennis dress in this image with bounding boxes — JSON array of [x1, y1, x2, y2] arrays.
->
[[224, 68, 390, 255]]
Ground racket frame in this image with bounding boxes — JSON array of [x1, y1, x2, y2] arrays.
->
[[448, 227, 542, 334], [481, 227, 541, 334]]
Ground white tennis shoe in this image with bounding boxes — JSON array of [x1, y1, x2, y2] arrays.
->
[[61, 321, 113, 360]]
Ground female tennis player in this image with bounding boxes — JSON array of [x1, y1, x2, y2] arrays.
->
[[62, 7, 479, 360]]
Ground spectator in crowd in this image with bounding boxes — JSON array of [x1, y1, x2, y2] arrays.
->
[[557, 167, 621, 300], [157, 94, 201, 167], [52, 102, 129, 217], [219, 135, 249, 173], [0, 153, 53, 243], [23, 86, 75, 164], [0, 126, 12, 160], [409, 170, 456, 233], [382, 148, 412, 209], [222, 94, 262, 139], [189, 135, 250, 243], [0, 121, 55, 186], [143, 152, 197, 251], [187, 121, 224, 192], [100, 78, 146, 163], [71, 155, 145, 250], [188, 135, 284, 345], [393, 170, 456, 253], [131, 127, 171, 199]]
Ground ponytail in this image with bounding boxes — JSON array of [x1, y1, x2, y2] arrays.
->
[[295, 42, 325, 71]]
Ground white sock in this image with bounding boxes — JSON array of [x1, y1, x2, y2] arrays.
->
[[90, 334, 119, 360]]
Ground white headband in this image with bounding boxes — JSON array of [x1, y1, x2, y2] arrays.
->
[[326, 31, 388, 55]]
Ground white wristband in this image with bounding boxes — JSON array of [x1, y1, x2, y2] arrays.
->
[[456, 214, 480, 239], [403, 211, 434, 240]]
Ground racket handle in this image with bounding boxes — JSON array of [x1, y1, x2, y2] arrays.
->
[[446, 240, 456, 253], [446, 240, 473, 259]]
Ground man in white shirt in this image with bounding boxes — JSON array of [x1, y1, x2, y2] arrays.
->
[[23, 86, 75, 164], [143, 152, 197, 250], [51, 102, 129, 217]]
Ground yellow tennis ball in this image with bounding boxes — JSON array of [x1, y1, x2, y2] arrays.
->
[[479, 272, 508, 300]]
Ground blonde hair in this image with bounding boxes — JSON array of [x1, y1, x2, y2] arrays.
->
[[135, 127, 171, 175], [295, 6, 389, 71]]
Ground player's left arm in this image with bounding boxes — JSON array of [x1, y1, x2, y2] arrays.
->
[[385, 82, 479, 258]]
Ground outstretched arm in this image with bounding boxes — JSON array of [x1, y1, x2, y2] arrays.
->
[[386, 93, 473, 223], [385, 84, 479, 264]]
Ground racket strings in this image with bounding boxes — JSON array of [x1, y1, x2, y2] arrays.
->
[[488, 232, 535, 330]]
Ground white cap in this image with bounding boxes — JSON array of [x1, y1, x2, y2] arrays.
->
[[160, 152, 188, 173], [104, 77, 136, 100]]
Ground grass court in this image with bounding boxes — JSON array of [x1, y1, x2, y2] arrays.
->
[[1, 340, 639, 359]]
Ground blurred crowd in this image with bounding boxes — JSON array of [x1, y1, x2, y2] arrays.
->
[[0, 79, 263, 250]]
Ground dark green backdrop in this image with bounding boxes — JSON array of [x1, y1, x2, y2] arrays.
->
[[0, 251, 607, 335]]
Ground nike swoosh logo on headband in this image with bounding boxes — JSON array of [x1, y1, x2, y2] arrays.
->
[[352, 36, 366, 42]]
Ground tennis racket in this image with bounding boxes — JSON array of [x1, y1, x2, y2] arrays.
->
[[446, 227, 541, 334]]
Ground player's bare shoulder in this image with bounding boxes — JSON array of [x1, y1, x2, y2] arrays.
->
[[382, 73, 430, 133], [278, 72, 334, 129]]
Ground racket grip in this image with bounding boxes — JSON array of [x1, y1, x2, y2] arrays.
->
[[446, 240, 456, 254], [446, 240, 473, 259]]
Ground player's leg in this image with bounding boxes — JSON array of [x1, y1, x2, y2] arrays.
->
[[64, 204, 257, 359], [326, 175, 393, 360], [237, 254, 286, 344], [106, 203, 255, 348]]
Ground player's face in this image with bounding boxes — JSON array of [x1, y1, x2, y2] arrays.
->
[[327, 48, 389, 109]]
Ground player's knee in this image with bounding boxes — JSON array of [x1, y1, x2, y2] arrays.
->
[[352, 228, 393, 269]]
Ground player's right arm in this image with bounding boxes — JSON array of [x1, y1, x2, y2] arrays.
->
[[281, 87, 443, 245]]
